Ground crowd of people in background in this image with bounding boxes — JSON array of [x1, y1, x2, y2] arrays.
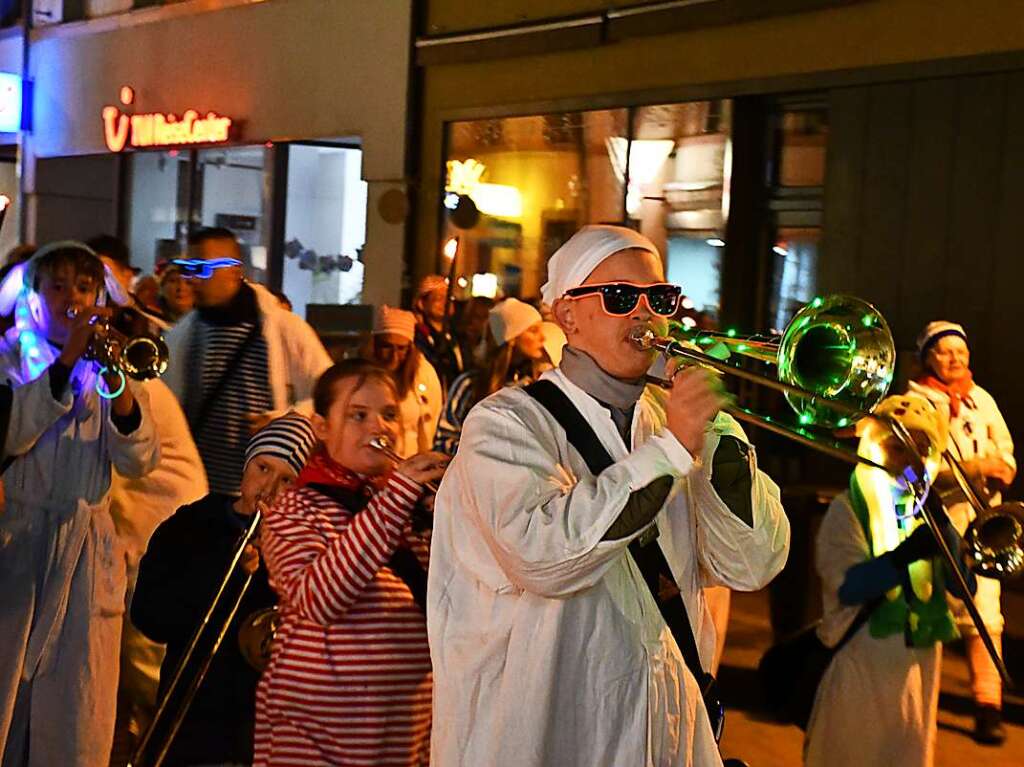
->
[[0, 224, 1014, 767]]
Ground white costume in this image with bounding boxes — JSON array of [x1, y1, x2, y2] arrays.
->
[[428, 368, 789, 766], [909, 379, 1013, 632], [806, 492, 940, 767], [397, 356, 443, 458], [0, 334, 160, 767], [110, 378, 208, 712]]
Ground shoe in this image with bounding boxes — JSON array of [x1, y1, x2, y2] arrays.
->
[[974, 704, 1007, 746]]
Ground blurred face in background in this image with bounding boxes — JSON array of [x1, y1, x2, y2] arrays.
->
[[161, 267, 195, 317], [373, 333, 412, 373], [419, 289, 448, 326], [513, 322, 547, 362], [925, 335, 971, 385]]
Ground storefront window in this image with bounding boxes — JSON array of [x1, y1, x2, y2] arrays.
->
[[196, 146, 272, 284], [442, 101, 732, 315], [443, 109, 627, 299], [126, 142, 368, 319], [768, 228, 820, 332], [775, 107, 827, 188], [128, 149, 191, 274], [282, 144, 367, 317], [632, 101, 731, 325]]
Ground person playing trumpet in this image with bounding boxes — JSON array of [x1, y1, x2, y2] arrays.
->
[[0, 242, 160, 767], [427, 225, 789, 766], [254, 360, 448, 767], [131, 413, 316, 767]]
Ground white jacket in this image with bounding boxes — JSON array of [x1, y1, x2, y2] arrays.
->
[[0, 337, 160, 766], [427, 368, 789, 767], [397, 356, 443, 458], [163, 283, 332, 416]]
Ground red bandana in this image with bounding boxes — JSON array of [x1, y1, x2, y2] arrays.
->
[[916, 371, 975, 417], [294, 449, 388, 494]]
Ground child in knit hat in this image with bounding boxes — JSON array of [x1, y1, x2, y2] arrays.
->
[[132, 413, 317, 767]]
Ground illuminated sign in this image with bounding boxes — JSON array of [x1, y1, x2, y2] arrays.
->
[[0, 73, 23, 133], [102, 86, 234, 152], [445, 159, 523, 219]]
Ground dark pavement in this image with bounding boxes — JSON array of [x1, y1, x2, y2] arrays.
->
[[716, 589, 1024, 767]]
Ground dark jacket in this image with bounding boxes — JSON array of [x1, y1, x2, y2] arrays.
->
[[132, 493, 277, 767]]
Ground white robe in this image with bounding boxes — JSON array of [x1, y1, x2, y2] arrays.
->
[[0, 338, 160, 767], [806, 492, 940, 767], [110, 378, 208, 710], [397, 356, 443, 458], [908, 380, 1012, 633], [428, 368, 789, 767]]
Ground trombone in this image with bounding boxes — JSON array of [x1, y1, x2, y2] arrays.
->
[[633, 293, 1016, 686], [128, 504, 266, 767]]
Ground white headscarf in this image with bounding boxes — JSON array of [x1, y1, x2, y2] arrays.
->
[[540, 225, 660, 305]]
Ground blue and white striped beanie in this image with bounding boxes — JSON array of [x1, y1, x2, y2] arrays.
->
[[244, 412, 318, 476]]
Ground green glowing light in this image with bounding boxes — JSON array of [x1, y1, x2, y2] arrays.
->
[[837, 417, 850, 428], [726, 328, 737, 338], [736, 344, 749, 352], [861, 314, 874, 327], [799, 412, 813, 425], [811, 296, 824, 309]]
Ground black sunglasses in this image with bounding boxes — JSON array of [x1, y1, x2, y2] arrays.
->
[[564, 282, 682, 317]]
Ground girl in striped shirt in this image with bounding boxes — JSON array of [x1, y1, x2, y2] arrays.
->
[[255, 360, 448, 767]]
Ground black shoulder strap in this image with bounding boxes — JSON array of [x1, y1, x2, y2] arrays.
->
[[524, 380, 710, 685]]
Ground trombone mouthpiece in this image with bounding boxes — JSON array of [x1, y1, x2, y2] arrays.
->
[[629, 325, 658, 350]]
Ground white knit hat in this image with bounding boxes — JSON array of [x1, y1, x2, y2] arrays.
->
[[540, 225, 660, 305], [373, 305, 416, 341], [916, 320, 967, 359], [488, 298, 542, 346]]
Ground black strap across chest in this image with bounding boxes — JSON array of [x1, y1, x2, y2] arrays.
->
[[524, 379, 711, 689]]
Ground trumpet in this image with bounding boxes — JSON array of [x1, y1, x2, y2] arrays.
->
[[68, 305, 169, 381], [369, 436, 442, 493], [634, 294, 1017, 686]]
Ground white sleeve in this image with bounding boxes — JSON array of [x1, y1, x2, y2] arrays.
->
[[688, 414, 790, 591], [815, 494, 870, 646], [447, 401, 695, 598], [283, 313, 332, 415], [3, 367, 73, 457], [983, 391, 1015, 472], [105, 381, 161, 479]]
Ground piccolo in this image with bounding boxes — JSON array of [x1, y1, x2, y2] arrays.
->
[[369, 436, 442, 493]]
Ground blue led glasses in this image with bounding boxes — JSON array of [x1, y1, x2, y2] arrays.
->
[[171, 257, 242, 280]]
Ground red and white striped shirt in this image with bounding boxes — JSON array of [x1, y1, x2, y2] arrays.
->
[[254, 472, 432, 766]]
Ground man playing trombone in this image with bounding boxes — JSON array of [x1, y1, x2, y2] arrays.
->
[[427, 225, 790, 767]]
